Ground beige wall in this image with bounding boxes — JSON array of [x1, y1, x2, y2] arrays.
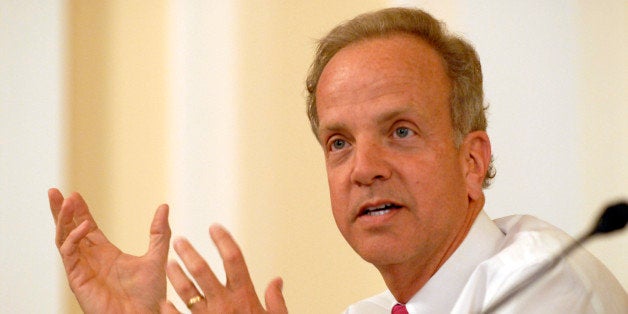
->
[[66, 1, 169, 312]]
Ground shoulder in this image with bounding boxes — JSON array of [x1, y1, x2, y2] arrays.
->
[[465, 215, 627, 313], [491, 214, 572, 266]]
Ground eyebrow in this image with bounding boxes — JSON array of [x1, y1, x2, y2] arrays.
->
[[318, 122, 347, 142], [375, 107, 415, 125], [318, 105, 418, 139]]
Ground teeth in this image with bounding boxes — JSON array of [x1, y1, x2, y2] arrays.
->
[[368, 209, 391, 216], [363, 203, 397, 216], [367, 203, 392, 211]]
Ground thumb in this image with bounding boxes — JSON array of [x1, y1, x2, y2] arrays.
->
[[265, 277, 288, 314], [147, 204, 171, 262]]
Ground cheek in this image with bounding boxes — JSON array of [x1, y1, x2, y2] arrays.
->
[[329, 186, 349, 216], [326, 162, 351, 197], [329, 193, 352, 242], [397, 155, 439, 186], [414, 149, 462, 183], [402, 154, 466, 210], [327, 170, 348, 209]]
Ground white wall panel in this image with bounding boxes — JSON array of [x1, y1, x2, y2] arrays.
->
[[0, 1, 64, 312], [168, 0, 238, 307]]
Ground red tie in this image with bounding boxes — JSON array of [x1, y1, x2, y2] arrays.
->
[[392, 303, 409, 314]]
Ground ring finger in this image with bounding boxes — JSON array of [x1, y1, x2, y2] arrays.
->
[[173, 237, 223, 297], [166, 260, 206, 310]]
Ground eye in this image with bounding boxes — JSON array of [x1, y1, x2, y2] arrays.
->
[[330, 139, 347, 151], [394, 127, 414, 138]]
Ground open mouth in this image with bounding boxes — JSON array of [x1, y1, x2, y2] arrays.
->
[[359, 203, 402, 217]]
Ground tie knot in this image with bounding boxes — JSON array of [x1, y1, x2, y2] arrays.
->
[[392, 303, 409, 314]]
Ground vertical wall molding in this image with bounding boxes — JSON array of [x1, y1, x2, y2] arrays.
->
[[167, 1, 238, 307]]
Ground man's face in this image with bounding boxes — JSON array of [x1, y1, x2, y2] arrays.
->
[[316, 34, 474, 270]]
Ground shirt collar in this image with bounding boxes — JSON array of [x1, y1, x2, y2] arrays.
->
[[403, 211, 505, 313]]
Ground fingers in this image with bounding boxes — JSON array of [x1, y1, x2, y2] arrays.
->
[[48, 188, 64, 224], [159, 301, 180, 314], [166, 258, 205, 307], [168, 228, 255, 300], [55, 193, 100, 247], [147, 204, 171, 262], [209, 224, 255, 291], [167, 227, 284, 313], [265, 277, 288, 314], [67, 192, 96, 226], [58, 220, 91, 272], [172, 238, 222, 298], [56, 196, 79, 248]]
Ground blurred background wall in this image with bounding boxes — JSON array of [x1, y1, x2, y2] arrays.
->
[[1, 1, 65, 312], [1, 1, 625, 313]]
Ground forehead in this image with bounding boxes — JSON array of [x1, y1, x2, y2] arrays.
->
[[317, 33, 448, 92], [315, 33, 451, 132]]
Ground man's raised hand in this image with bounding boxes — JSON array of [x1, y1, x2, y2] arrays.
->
[[161, 225, 288, 314], [48, 188, 171, 313]]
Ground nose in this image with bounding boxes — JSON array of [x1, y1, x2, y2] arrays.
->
[[350, 141, 392, 186]]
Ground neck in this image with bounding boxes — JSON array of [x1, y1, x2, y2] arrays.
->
[[378, 197, 484, 303]]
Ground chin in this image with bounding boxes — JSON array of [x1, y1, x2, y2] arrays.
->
[[352, 239, 411, 267], [361, 253, 401, 267]]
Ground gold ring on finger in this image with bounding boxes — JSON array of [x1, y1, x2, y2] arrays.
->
[[186, 295, 205, 309]]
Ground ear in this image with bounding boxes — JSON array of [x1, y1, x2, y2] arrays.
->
[[460, 131, 492, 201]]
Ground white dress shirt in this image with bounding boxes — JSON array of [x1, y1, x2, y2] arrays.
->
[[343, 211, 627, 313]]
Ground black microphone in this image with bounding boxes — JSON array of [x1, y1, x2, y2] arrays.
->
[[482, 201, 628, 314]]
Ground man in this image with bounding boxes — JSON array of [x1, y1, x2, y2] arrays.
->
[[49, 7, 626, 313]]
